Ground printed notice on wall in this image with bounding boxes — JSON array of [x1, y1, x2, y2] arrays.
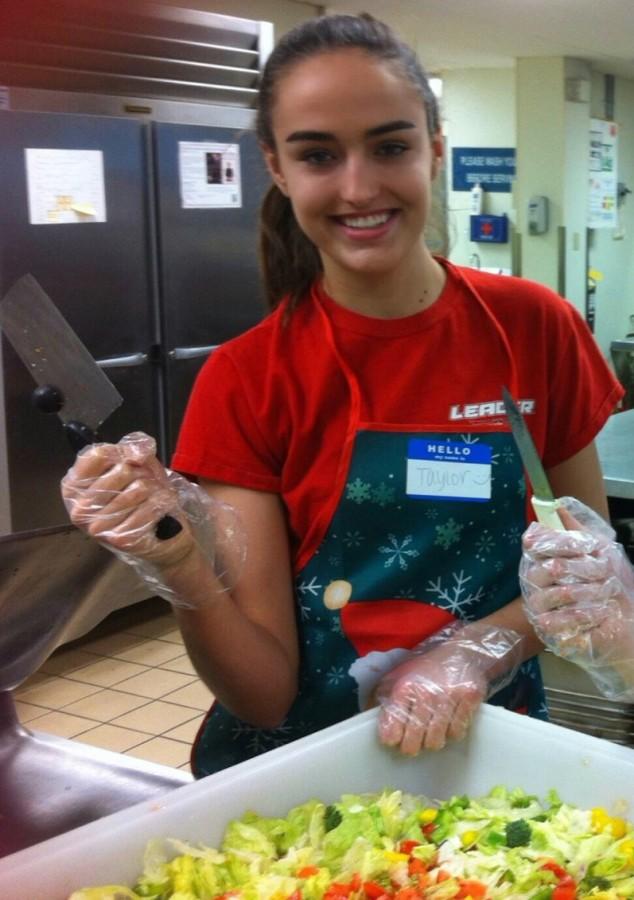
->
[[178, 141, 241, 209], [451, 147, 516, 193], [25, 148, 107, 225], [588, 119, 618, 228]]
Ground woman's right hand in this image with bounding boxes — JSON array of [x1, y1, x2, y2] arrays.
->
[[374, 623, 526, 754], [61, 431, 196, 570]]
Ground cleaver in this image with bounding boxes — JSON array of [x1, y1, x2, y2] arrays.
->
[[0, 274, 181, 540], [502, 386, 564, 531]]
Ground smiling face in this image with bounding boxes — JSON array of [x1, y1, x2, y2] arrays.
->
[[262, 49, 443, 289]]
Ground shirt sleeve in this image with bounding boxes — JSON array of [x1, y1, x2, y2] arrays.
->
[[542, 301, 623, 469], [170, 347, 282, 492]]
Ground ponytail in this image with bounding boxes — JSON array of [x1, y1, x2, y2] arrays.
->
[[258, 184, 322, 312]]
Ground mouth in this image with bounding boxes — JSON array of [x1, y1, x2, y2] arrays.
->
[[333, 209, 398, 239], [338, 211, 392, 229]]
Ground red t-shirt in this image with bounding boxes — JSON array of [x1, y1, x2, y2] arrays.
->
[[172, 260, 623, 569]]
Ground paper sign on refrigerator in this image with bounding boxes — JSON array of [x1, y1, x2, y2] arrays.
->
[[178, 141, 242, 209], [24, 148, 107, 225]]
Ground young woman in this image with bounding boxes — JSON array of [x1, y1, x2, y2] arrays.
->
[[62, 14, 623, 776]]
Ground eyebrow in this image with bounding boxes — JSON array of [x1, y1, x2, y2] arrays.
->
[[285, 119, 417, 143]]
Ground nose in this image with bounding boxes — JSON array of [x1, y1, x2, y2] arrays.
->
[[338, 155, 380, 207]]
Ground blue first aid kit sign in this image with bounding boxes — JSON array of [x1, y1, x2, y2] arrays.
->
[[470, 214, 509, 243], [406, 438, 492, 502], [452, 147, 516, 192]]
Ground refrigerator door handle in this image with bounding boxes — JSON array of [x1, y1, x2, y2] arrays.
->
[[96, 352, 149, 369], [169, 345, 218, 360]]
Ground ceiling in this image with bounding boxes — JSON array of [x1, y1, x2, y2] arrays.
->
[[297, 0, 634, 80]]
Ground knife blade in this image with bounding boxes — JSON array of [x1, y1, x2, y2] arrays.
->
[[501, 385, 564, 530], [0, 274, 181, 540], [0, 274, 123, 444]]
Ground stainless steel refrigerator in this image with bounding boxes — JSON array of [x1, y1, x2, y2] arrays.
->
[[0, 108, 268, 535], [0, 3, 272, 659]]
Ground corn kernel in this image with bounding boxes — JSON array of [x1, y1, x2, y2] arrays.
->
[[419, 809, 438, 824], [384, 851, 409, 863], [610, 817, 627, 839], [619, 839, 634, 861], [460, 831, 479, 847], [591, 808, 612, 832]]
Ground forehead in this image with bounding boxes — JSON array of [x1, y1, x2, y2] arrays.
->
[[270, 48, 426, 135]]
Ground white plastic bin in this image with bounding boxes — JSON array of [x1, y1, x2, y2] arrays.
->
[[0, 706, 633, 900]]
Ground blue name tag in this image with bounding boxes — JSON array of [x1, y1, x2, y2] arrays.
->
[[406, 439, 492, 502]]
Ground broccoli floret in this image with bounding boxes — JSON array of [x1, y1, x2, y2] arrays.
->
[[511, 796, 533, 809], [509, 788, 537, 809], [583, 876, 611, 891], [505, 818, 532, 847], [324, 805, 342, 831]]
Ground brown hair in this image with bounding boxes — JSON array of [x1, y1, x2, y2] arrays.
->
[[256, 13, 441, 312]]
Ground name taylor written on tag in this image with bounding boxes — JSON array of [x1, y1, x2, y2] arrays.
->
[[411, 463, 491, 492]]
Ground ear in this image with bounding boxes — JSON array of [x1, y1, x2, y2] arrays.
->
[[261, 143, 289, 196], [430, 132, 444, 180]]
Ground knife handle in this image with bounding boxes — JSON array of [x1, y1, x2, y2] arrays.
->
[[64, 420, 96, 452], [32, 384, 65, 414], [531, 496, 565, 531], [155, 515, 183, 540], [63, 421, 183, 541]]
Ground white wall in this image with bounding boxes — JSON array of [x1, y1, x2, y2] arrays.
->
[[588, 75, 634, 356], [440, 55, 634, 361], [562, 59, 592, 316], [442, 68, 515, 272], [515, 57, 566, 292]]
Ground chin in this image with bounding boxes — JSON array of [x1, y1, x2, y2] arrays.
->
[[342, 255, 406, 278]]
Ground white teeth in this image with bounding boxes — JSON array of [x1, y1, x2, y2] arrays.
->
[[341, 212, 390, 229]]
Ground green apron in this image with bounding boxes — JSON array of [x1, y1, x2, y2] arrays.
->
[[192, 276, 547, 777]]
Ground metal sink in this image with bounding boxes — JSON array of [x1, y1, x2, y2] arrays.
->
[[0, 691, 191, 857], [0, 525, 192, 858]]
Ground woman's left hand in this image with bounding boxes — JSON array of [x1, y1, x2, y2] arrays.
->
[[375, 623, 526, 754], [520, 497, 634, 700]]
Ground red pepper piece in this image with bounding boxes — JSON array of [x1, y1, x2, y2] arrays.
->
[[552, 876, 577, 900], [364, 882, 390, 899], [456, 879, 487, 899], [399, 840, 421, 855]]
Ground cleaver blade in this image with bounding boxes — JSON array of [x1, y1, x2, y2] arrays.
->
[[0, 273, 122, 438], [0, 274, 181, 540]]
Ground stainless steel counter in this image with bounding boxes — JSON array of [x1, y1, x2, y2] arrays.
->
[[596, 408, 634, 500]]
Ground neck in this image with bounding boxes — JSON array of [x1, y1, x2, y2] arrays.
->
[[321, 250, 445, 319]]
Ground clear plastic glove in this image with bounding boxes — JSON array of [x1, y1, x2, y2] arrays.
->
[[520, 496, 634, 701], [61, 432, 245, 609], [375, 622, 526, 754]]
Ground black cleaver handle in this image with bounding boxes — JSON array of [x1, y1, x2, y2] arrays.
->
[[63, 421, 183, 541], [32, 383, 65, 414], [64, 420, 97, 452]]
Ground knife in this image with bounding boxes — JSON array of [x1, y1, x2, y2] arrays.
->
[[501, 385, 564, 530], [0, 274, 181, 540]]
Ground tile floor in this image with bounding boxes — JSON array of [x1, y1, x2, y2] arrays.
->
[[13, 598, 212, 773]]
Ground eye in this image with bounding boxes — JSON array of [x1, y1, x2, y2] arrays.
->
[[375, 141, 408, 158], [300, 148, 337, 166]]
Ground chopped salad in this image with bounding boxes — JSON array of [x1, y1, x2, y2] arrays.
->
[[70, 786, 634, 900]]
